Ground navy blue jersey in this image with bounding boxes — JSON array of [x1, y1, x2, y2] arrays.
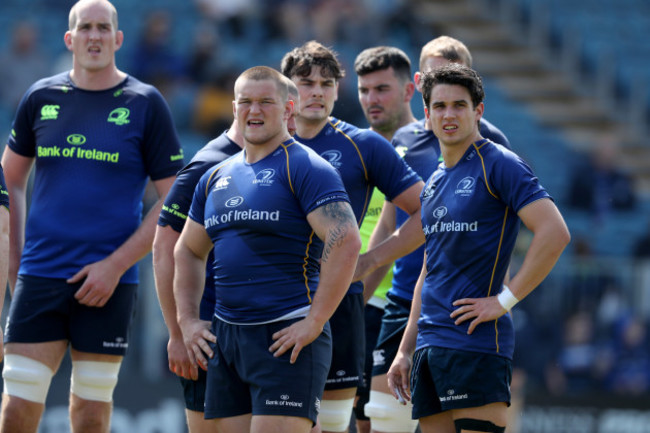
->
[[7, 72, 184, 283], [158, 131, 241, 319], [0, 167, 8, 211], [189, 139, 350, 324], [390, 118, 511, 301], [417, 139, 550, 359], [295, 117, 421, 295]]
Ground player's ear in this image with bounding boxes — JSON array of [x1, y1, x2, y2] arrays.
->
[[414, 72, 423, 93], [114, 30, 124, 52], [404, 82, 416, 103], [64, 31, 72, 51]]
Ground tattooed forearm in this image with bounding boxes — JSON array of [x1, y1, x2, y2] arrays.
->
[[320, 202, 356, 263]]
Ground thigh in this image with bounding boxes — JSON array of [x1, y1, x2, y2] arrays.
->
[[4, 341, 68, 373], [419, 411, 455, 433], [214, 414, 251, 433], [326, 293, 365, 391], [251, 414, 311, 433], [5, 275, 73, 344], [69, 283, 138, 356], [453, 402, 508, 428]]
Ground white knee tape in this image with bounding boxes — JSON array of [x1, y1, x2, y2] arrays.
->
[[2, 354, 54, 404], [71, 360, 122, 402], [319, 398, 354, 432], [364, 391, 418, 433]]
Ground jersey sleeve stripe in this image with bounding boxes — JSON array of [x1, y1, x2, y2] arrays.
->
[[280, 143, 295, 195], [474, 143, 500, 200], [489, 207, 510, 354]]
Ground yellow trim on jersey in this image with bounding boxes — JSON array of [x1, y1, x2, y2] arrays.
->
[[280, 141, 296, 195], [329, 118, 370, 227], [204, 158, 236, 197], [475, 141, 510, 353], [280, 138, 312, 303], [491, 207, 510, 353], [473, 141, 499, 200]]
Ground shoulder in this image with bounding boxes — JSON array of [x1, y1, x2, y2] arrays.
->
[[394, 119, 427, 140], [121, 75, 168, 103], [479, 118, 511, 149], [190, 133, 241, 165], [20, 72, 70, 100], [330, 117, 391, 148], [478, 139, 518, 162]]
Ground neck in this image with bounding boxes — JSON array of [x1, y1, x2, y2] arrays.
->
[[296, 116, 329, 140], [371, 110, 418, 142], [226, 123, 245, 149], [244, 135, 291, 164], [441, 134, 483, 168], [69, 64, 126, 90]]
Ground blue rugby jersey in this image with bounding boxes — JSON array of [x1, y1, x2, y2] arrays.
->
[[295, 117, 421, 295], [7, 72, 184, 283], [390, 118, 512, 301], [416, 139, 550, 359], [189, 138, 350, 324], [158, 131, 241, 320]]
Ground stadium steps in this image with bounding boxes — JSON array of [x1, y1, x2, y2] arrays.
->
[[418, 0, 650, 198]]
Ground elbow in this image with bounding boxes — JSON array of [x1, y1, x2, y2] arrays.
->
[[345, 226, 362, 260], [152, 231, 165, 267], [557, 221, 571, 251], [549, 224, 571, 258]]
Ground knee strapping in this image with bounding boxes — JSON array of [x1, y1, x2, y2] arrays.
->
[[71, 360, 122, 403], [319, 398, 354, 432], [364, 391, 418, 433], [455, 418, 505, 433], [2, 354, 54, 403]]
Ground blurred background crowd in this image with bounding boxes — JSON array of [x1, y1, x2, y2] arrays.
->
[[1, 0, 650, 431]]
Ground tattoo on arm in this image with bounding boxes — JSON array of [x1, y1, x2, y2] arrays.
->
[[320, 202, 356, 263]]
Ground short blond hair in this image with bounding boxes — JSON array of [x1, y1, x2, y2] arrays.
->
[[69, 0, 118, 30], [419, 36, 472, 70], [234, 66, 290, 101]]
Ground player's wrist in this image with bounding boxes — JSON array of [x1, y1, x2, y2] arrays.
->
[[497, 285, 519, 311]]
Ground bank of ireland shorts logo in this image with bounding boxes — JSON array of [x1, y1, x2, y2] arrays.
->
[[40, 105, 60, 120], [320, 150, 343, 168], [225, 196, 244, 208], [455, 177, 475, 196], [107, 107, 130, 125], [67, 134, 86, 145], [253, 169, 275, 186]]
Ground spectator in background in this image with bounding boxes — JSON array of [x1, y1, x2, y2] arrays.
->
[[545, 311, 604, 396], [0, 20, 50, 110], [567, 134, 636, 220], [194, 0, 257, 40], [600, 315, 650, 395], [187, 21, 223, 85], [130, 9, 187, 94]]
